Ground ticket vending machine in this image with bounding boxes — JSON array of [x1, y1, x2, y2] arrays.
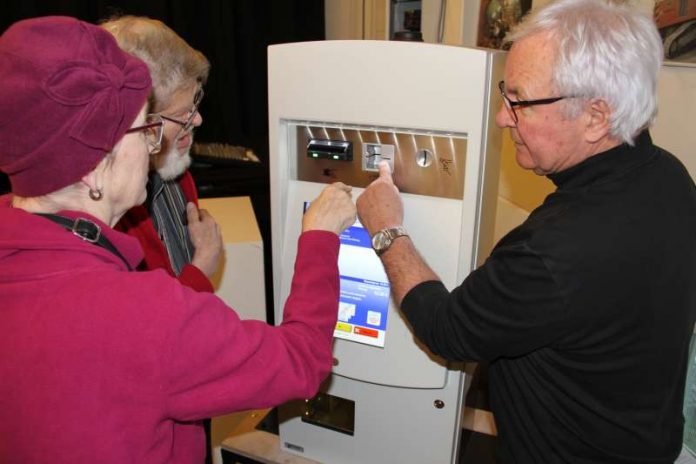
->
[[269, 41, 504, 464]]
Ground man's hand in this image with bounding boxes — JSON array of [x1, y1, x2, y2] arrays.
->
[[356, 161, 403, 235], [187, 202, 223, 278], [357, 162, 438, 303], [303, 182, 356, 235]]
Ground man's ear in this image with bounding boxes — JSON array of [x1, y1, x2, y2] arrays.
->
[[584, 98, 612, 144]]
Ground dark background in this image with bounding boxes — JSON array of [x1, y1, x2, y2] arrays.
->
[[1, 0, 324, 161], [1, 0, 326, 321]]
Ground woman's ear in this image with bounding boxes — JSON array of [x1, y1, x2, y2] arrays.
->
[[80, 156, 108, 193], [81, 171, 98, 193], [584, 98, 612, 144]]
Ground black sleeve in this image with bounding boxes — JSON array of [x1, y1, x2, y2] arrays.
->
[[400, 242, 566, 362]]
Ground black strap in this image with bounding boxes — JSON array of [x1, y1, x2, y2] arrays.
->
[[35, 213, 133, 271]]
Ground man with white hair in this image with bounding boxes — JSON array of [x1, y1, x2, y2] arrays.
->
[[357, 0, 696, 461]]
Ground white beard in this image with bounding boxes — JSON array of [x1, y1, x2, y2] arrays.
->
[[152, 144, 192, 181]]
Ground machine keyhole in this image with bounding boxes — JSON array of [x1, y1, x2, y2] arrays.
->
[[416, 149, 433, 167]]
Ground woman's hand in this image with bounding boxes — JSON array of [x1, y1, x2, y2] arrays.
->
[[303, 182, 356, 235]]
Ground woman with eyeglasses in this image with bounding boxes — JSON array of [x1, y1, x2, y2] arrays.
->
[[0, 17, 356, 464], [102, 16, 223, 293]]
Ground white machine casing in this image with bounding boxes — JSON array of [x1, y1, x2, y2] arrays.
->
[[269, 40, 504, 464]]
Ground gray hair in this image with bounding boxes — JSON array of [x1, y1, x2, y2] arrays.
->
[[101, 16, 210, 113], [506, 0, 662, 145]]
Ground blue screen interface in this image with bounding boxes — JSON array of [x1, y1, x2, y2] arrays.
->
[[305, 202, 391, 347]]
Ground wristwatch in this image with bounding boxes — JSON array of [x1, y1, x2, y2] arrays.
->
[[371, 226, 408, 256]]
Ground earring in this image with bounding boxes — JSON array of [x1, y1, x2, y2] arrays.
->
[[88, 188, 103, 201]]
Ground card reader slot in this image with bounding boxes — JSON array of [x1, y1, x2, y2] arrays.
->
[[307, 139, 353, 161]]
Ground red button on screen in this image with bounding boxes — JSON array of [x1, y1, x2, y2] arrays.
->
[[354, 326, 379, 338]]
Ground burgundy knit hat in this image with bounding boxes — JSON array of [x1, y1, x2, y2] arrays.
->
[[0, 16, 152, 197]]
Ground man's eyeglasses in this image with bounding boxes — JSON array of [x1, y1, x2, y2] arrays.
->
[[160, 87, 204, 135], [125, 114, 164, 154], [498, 80, 572, 124]]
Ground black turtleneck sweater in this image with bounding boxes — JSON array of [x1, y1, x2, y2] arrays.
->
[[402, 132, 696, 463]]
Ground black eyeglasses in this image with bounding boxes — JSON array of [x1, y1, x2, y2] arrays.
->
[[125, 114, 164, 154], [160, 87, 204, 135], [498, 80, 572, 124]]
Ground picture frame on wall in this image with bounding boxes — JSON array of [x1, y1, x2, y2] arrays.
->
[[474, 0, 695, 65], [654, 0, 696, 64], [476, 0, 533, 49]]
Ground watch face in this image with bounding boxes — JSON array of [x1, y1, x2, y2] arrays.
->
[[371, 231, 390, 251]]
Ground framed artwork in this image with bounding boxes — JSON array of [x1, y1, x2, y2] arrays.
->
[[476, 0, 533, 49], [654, 0, 696, 63], [475, 0, 695, 64]]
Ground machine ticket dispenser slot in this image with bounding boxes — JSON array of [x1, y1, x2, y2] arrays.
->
[[363, 143, 395, 172], [269, 41, 503, 464]]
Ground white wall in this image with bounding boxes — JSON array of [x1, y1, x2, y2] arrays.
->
[[651, 63, 696, 180]]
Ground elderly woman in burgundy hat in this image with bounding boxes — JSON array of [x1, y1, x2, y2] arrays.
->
[[0, 16, 355, 464]]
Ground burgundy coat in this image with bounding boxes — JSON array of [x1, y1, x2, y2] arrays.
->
[[0, 195, 339, 464]]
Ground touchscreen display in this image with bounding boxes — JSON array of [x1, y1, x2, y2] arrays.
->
[[305, 202, 391, 347]]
